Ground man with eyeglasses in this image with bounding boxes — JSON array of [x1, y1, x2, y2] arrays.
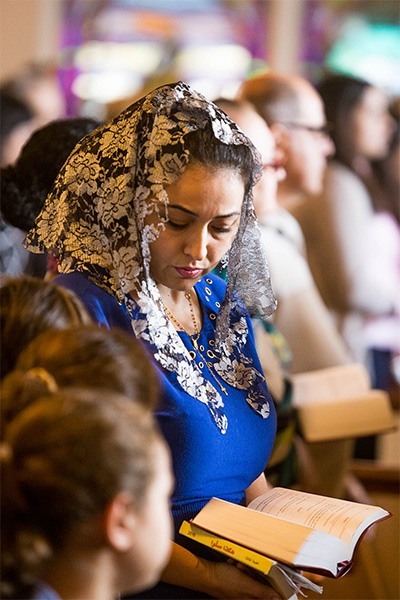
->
[[238, 71, 334, 210]]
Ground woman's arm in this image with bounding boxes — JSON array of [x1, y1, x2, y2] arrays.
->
[[245, 472, 272, 505], [161, 541, 282, 599]]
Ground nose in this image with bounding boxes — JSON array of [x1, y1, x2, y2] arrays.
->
[[183, 227, 208, 262]]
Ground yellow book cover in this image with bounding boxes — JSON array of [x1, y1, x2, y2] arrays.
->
[[180, 520, 276, 574]]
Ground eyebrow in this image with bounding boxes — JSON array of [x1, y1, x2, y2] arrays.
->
[[168, 204, 241, 219]]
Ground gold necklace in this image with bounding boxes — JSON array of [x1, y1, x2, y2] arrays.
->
[[161, 292, 227, 395], [162, 292, 200, 349]]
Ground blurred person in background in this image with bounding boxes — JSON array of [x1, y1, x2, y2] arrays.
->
[[291, 74, 398, 459], [1, 117, 101, 278], [1, 62, 66, 126], [373, 97, 400, 214], [0, 90, 38, 275], [371, 95, 400, 408], [290, 75, 397, 401], [238, 72, 351, 375], [214, 97, 298, 489], [239, 71, 335, 210], [1, 62, 67, 276], [367, 96, 400, 408], [0, 90, 37, 167]]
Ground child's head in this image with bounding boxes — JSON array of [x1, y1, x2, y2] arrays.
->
[[0, 117, 101, 232], [0, 276, 92, 379], [1, 388, 173, 599], [1, 324, 159, 432]]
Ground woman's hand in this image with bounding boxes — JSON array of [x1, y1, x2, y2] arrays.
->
[[205, 560, 283, 599], [162, 541, 282, 599], [245, 472, 272, 505]]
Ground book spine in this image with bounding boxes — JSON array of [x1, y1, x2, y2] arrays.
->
[[179, 521, 276, 575]]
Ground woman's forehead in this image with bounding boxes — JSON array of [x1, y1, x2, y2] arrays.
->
[[160, 165, 244, 219]]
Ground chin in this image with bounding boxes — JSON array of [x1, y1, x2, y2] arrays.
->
[[304, 181, 324, 197]]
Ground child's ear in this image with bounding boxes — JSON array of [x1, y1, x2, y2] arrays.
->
[[103, 491, 137, 552]]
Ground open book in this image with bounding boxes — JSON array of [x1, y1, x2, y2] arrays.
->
[[180, 521, 323, 600], [181, 487, 390, 579], [292, 363, 397, 442]]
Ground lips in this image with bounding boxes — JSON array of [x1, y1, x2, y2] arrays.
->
[[175, 267, 203, 279]]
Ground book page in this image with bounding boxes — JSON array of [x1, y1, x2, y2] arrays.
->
[[192, 497, 345, 574], [248, 487, 389, 554]]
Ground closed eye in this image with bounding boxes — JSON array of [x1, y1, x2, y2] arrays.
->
[[167, 220, 189, 229], [212, 215, 239, 235], [168, 221, 231, 234], [212, 226, 233, 234]]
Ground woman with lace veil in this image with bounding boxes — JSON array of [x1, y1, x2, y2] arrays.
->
[[25, 82, 280, 599]]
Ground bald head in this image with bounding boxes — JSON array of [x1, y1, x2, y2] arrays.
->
[[238, 72, 334, 201], [238, 71, 322, 125]]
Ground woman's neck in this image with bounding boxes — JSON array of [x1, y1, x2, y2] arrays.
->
[[157, 283, 193, 305], [158, 284, 202, 336]]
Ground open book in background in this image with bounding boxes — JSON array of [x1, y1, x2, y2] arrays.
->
[[291, 363, 397, 442], [181, 487, 391, 581]]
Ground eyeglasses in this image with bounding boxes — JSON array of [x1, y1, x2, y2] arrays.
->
[[282, 122, 333, 137]]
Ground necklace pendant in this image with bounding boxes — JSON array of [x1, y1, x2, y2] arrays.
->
[[192, 336, 199, 350]]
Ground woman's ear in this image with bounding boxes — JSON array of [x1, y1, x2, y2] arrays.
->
[[103, 491, 137, 552]]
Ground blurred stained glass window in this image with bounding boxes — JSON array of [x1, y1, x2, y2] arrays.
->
[[58, 0, 400, 118]]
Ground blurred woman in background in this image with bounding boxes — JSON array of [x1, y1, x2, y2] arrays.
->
[[291, 74, 398, 458]]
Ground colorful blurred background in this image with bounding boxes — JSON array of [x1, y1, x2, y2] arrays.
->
[[1, 0, 399, 120]]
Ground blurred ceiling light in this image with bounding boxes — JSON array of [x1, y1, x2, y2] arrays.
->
[[176, 44, 251, 78], [74, 41, 164, 75], [72, 71, 143, 103], [188, 78, 243, 101]]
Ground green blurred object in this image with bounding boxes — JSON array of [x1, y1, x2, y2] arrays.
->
[[325, 22, 400, 93]]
